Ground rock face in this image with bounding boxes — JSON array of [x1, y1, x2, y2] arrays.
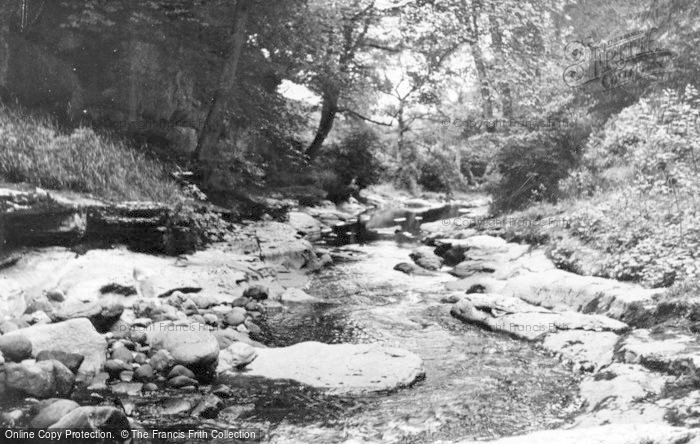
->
[[4, 318, 107, 374], [5, 360, 75, 398], [455, 424, 698, 444], [616, 329, 700, 372], [242, 342, 424, 394], [149, 323, 219, 375]]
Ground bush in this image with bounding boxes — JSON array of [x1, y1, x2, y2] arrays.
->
[[0, 106, 181, 202], [489, 121, 589, 213], [417, 148, 465, 192], [317, 126, 384, 201]]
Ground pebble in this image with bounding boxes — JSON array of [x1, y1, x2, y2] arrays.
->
[[143, 383, 159, 392], [119, 371, 134, 382], [46, 289, 65, 302], [0, 334, 33, 362]]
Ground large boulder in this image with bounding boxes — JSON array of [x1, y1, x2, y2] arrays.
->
[[148, 322, 219, 375], [5, 360, 75, 398], [4, 318, 107, 373], [242, 342, 424, 394]]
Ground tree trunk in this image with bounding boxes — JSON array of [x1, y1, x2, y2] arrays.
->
[[193, 0, 253, 162], [469, 2, 493, 119], [306, 83, 340, 160], [489, 12, 512, 118]]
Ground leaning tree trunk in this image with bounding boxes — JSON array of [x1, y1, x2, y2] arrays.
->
[[193, 0, 252, 162], [306, 83, 340, 161], [489, 12, 512, 118]]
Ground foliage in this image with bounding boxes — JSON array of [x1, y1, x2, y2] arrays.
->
[[0, 106, 181, 202], [417, 147, 465, 193], [316, 125, 385, 201]]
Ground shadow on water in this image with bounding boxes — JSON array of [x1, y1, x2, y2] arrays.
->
[[326, 203, 471, 246]]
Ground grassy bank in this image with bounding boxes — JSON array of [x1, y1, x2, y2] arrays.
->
[[0, 106, 182, 202]]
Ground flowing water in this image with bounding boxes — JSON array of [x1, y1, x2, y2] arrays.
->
[[2, 203, 583, 444]]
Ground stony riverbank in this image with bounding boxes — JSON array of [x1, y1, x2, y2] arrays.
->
[[412, 203, 700, 444]]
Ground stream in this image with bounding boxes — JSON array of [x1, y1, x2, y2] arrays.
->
[[211, 203, 583, 443]]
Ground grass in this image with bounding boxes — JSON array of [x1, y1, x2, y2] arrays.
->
[[0, 106, 182, 202]]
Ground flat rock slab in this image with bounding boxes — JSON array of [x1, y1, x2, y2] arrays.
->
[[456, 424, 698, 444], [451, 293, 626, 368], [241, 341, 424, 394], [618, 329, 700, 372]]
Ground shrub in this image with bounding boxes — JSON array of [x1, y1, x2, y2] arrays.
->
[[317, 126, 384, 201], [489, 120, 589, 213], [417, 148, 465, 192], [0, 106, 181, 202]]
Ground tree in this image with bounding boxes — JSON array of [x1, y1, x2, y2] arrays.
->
[[193, 0, 253, 162]]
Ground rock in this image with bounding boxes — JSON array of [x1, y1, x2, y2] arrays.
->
[[409, 247, 444, 271], [617, 329, 700, 373], [451, 293, 627, 339], [211, 329, 264, 349], [54, 298, 124, 331], [24, 295, 57, 318], [254, 222, 317, 269], [0, 351, 4, 365], [167, 375, 199, 388], [243, 342, 424, 394], [143, 383, 158, 392], [393, 262, 434, 276], [3, 318, 107, 373], [244, 320, 261, 335], [212, 385, 232, 398], [130, 329, 148, 345], [35, 350, 85, 374], [133, 352, 148, 364], [574, 363, 670, 426], [134, 364, 154, 382], [0, 278, 26, 319], [288, 212, 323, 241], [48, 406, 130, 431], [0, 334, 33, 362], [46, 289, 66, 303], [135, 268, 202, 298], [30, 311, 52, 325], [232, 297, 250, 307], [111, 382, 143, 396], [87, 372, 109, 391], [224, 309, 247, 327], [160, 398, 192, 415], [203, 314, 218, 325], [111, 346, 134, 363], [149, 349, 175, 374], [454, 423, 698, 444], [0, 320, 20, 334], [217, 342, 258, 373], [104, 360, 133, 377], [243, 285, 269, 301], [5, 360, 75, 398], [543, 330, 620, 371], [191, 394, 224, 419], [168, 365, 196, 380], [189, 294, 219, 310], [119, 370, 134, 382], [280, 288, 319, 303], [149, 323, 219, 375], [30, 399, 80, 428]]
